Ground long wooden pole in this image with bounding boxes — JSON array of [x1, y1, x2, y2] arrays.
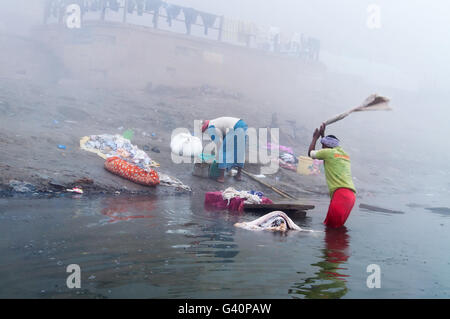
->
[[241, 170, 297, 200]]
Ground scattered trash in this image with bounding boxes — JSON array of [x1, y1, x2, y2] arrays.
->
[[151, 146, 160, 153], [143, 145, 150, 151], [118, 126, 124, 131], [66, 187, 84, 194], [57, 144, 66, 150], [122, 129, 134, 141], [9, 180, 36, 193], [159, 173, 192, 192], [53, 119, 59, 125], [151, 133, 156, 137]]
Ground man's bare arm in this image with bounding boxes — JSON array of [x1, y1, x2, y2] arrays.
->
[[308, 128, 320, 157], [308, 123, 326, 157]]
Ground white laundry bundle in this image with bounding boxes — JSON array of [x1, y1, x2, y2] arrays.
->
[[222, 187, 262, 205], [170, 133, 202, 157]]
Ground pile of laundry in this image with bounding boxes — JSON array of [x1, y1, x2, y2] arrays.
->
[[222, 187, 264, 205], [205, 187, 272, 212], [81, 134, 159, 171], [80, 134, 191, 192]]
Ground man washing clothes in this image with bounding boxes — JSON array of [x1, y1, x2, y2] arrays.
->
[[202, 117, 248, 183], [308, 123, 356, 228]]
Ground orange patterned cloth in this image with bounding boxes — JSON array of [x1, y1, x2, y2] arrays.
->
[[104, 156, 160, 186]]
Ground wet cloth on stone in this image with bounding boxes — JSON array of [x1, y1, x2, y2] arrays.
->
[[199, 12, 217, 35], [80, 134, 160, 170], [205, 191, 273, 213], [104, 157, 160, 186]]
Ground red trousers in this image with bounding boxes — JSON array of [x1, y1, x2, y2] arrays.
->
[[324, 188, 356, 228]]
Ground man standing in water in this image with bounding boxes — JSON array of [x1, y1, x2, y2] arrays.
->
[[202, 117, 248, 183], [308, 123, 356, 228]]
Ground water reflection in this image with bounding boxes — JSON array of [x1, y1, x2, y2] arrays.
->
[[289, 227, 350, 299], [100, 197, 156, 223]]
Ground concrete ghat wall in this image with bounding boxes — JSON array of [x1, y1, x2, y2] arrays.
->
[[34, 21, 325, 104]]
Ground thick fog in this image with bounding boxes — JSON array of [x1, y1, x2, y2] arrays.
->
[[167, 0, 450, 92], [1, 0, 449, 195]]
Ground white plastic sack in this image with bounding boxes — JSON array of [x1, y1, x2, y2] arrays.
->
[[170, 133, 202, 157]]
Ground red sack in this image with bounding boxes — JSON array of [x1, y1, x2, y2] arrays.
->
[[104, 156, 160, 186]]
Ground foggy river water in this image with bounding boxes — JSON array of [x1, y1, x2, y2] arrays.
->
[[0, 192, 449, 299]]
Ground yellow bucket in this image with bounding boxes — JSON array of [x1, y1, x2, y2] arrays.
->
[[297, 156, 322, 175]]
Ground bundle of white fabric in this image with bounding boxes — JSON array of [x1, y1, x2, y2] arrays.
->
[[170, 133, 202, 157], [222, 187, 262, 205]]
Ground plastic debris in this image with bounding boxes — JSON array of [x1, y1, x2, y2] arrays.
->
[[57, 145, 66, 150], [122, 129, 134, 141], [9, 180, 36, 193], [66, 187, 83, 194]]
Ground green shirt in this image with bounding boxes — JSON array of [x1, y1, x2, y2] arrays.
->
[[311, 147, 356, 197]]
